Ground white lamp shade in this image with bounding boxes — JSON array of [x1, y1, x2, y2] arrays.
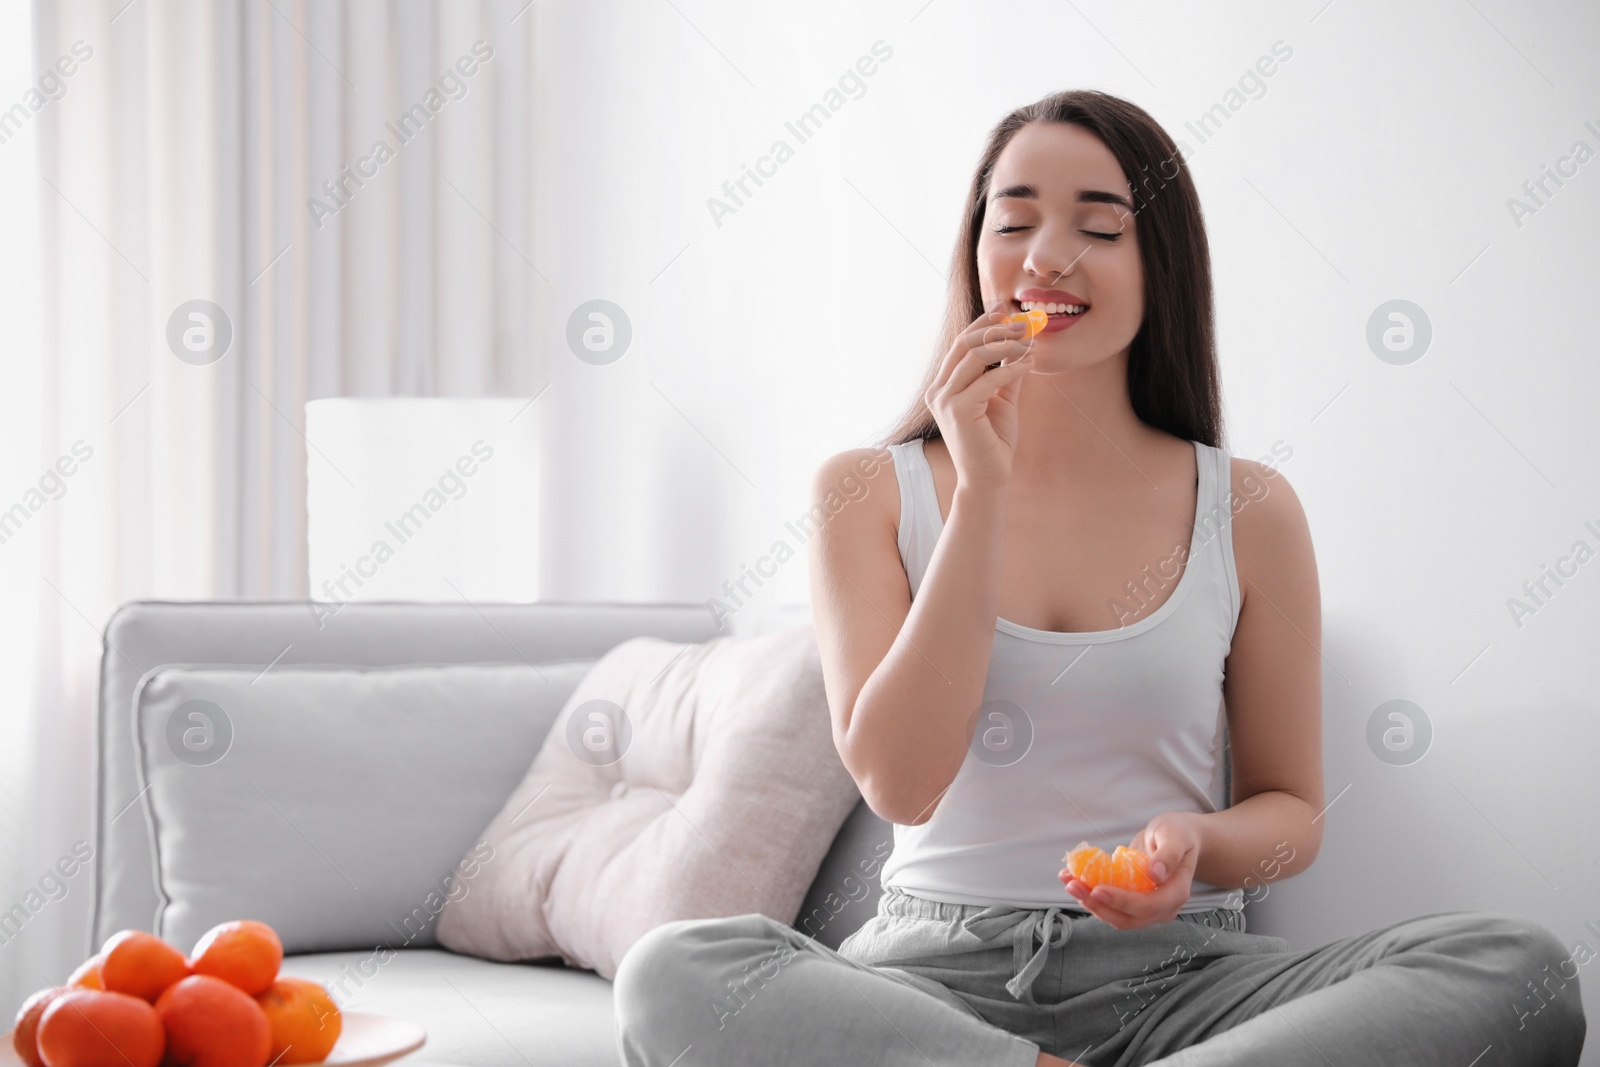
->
[[305, 398, 539, 605]]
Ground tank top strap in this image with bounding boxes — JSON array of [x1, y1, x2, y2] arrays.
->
[[1201, 440, 1242, 626], [885, 438, 940, 598]]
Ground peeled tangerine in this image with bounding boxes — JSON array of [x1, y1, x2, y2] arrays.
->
[[1005, 308, 1050, 339], [1063, 840, 1159, 893]]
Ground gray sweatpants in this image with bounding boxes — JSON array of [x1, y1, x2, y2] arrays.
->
[[614, 884, 1586, 1066]]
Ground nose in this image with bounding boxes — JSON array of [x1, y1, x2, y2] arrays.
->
[[1023, 230, 1089, 284]]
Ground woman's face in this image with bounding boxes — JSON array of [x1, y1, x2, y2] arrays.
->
[[976, 121, 1144, 372]]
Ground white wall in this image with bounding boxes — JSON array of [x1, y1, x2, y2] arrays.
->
[[529, 0, 1600, 1043]]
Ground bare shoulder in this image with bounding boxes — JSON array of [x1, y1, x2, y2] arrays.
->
[[1226, 455, 1316, 596], [810, 446, 900, 534]]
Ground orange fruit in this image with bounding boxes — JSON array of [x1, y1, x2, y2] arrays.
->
[[12, 987, 70, 1067], [1081, 848, 1113, 886], [1062, 840, 1101, 881], [1005, 308, 1050, 338], [155, 975, 271, 1067], [35, 989, 164, 1067], [189, 919, 283, 996], [100, 929, 192, 1002], [1109, 845, 1159, 892], [65, 956, 103, 990], [256, 977, 342, 1063], [1062, 840, 1158, 893]]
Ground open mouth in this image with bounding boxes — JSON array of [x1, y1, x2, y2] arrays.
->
[[1015, 299, 1089, 318], [1010, 298, 1090, 335]]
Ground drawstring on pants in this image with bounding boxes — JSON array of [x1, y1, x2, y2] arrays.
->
[[957, 904, 1075, 1005]]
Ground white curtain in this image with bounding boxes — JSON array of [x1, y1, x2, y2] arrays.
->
[[4, 0, 538, 1013]]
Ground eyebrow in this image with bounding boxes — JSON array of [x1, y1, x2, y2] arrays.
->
[[990, 184, 1134, 212]]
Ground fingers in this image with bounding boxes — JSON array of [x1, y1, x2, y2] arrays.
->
[[938, 325, 1033, 401], [1129, 829, 1171, 884], [1061, 876, 1142, 928], [929, 308, 993, 392], [925, 334, 1033, 416], [1086, 899, 1143, 930], [930, 299, 1019, 393], [1084, 883, 1139, 912], [953, 346, 1034, 406], [1142, 838, 1181, 885], [1061, 872, 1178, 931], [931, 315, 1012, 393]]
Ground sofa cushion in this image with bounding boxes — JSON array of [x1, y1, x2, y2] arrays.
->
[[281, 948, 616, 1067], [434, 624, 861, 978], [133, 660, 596, 955]]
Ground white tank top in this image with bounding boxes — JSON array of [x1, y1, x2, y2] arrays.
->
[[879, 436, 1246, 912]]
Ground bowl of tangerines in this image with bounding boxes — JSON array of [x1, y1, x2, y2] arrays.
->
[[7, 919, 425, 1067]]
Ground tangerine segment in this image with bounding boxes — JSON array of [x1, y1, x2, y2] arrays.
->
[[1110, 845, 1159, 892], [1062, 840, 1103, 884], [1081, 849, 1113, 887], [1005, 308, 1050, 339], [35, 989, 164, 1067], [155, 975, 271, 1067], [256, 977, 342, 1064], [100, 929, 192, 1002], [190, 919, 283, 997]]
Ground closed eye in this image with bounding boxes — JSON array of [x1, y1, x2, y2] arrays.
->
[[991, 226, 1123, 242]]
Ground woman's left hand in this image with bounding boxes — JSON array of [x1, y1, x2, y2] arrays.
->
[[1058, 811, 1202, 930]]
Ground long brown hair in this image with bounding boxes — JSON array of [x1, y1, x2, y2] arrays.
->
[[877, 89, 1223, 451]]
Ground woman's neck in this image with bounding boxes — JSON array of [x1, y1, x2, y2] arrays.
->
[[1010, 350, 1161, 485]]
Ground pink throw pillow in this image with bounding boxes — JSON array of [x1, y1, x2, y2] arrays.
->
[[434, 623, 861, 978]]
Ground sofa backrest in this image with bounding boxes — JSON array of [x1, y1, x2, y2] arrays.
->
[[94, 600, 1237, 960], [93, 600, 744, 951]]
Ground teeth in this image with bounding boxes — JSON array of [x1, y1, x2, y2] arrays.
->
[[1018, 300, 1087, 315]]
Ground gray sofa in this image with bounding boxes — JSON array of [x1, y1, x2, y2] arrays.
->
[[91, 600, 895, 1067]]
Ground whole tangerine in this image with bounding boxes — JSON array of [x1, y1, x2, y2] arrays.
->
[[189, 919, 282, 996], [100, 929, 192, 1002], [256, 977, 343, 1064], [35, 989, 164, 1067], [155, 975, 271, 1067], [65, 957, 102, 990], [11, 986, 70, 1067]]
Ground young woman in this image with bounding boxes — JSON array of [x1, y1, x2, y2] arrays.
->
[[613, 90, 1586, 1067]]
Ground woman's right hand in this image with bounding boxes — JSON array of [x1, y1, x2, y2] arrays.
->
[[923, 301, 1036, 488]]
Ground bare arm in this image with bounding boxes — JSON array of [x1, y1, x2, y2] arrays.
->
[[809, 310, 1035, 825], [1191, 458, 1324, 891], [807, 449, 1011, 825]]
